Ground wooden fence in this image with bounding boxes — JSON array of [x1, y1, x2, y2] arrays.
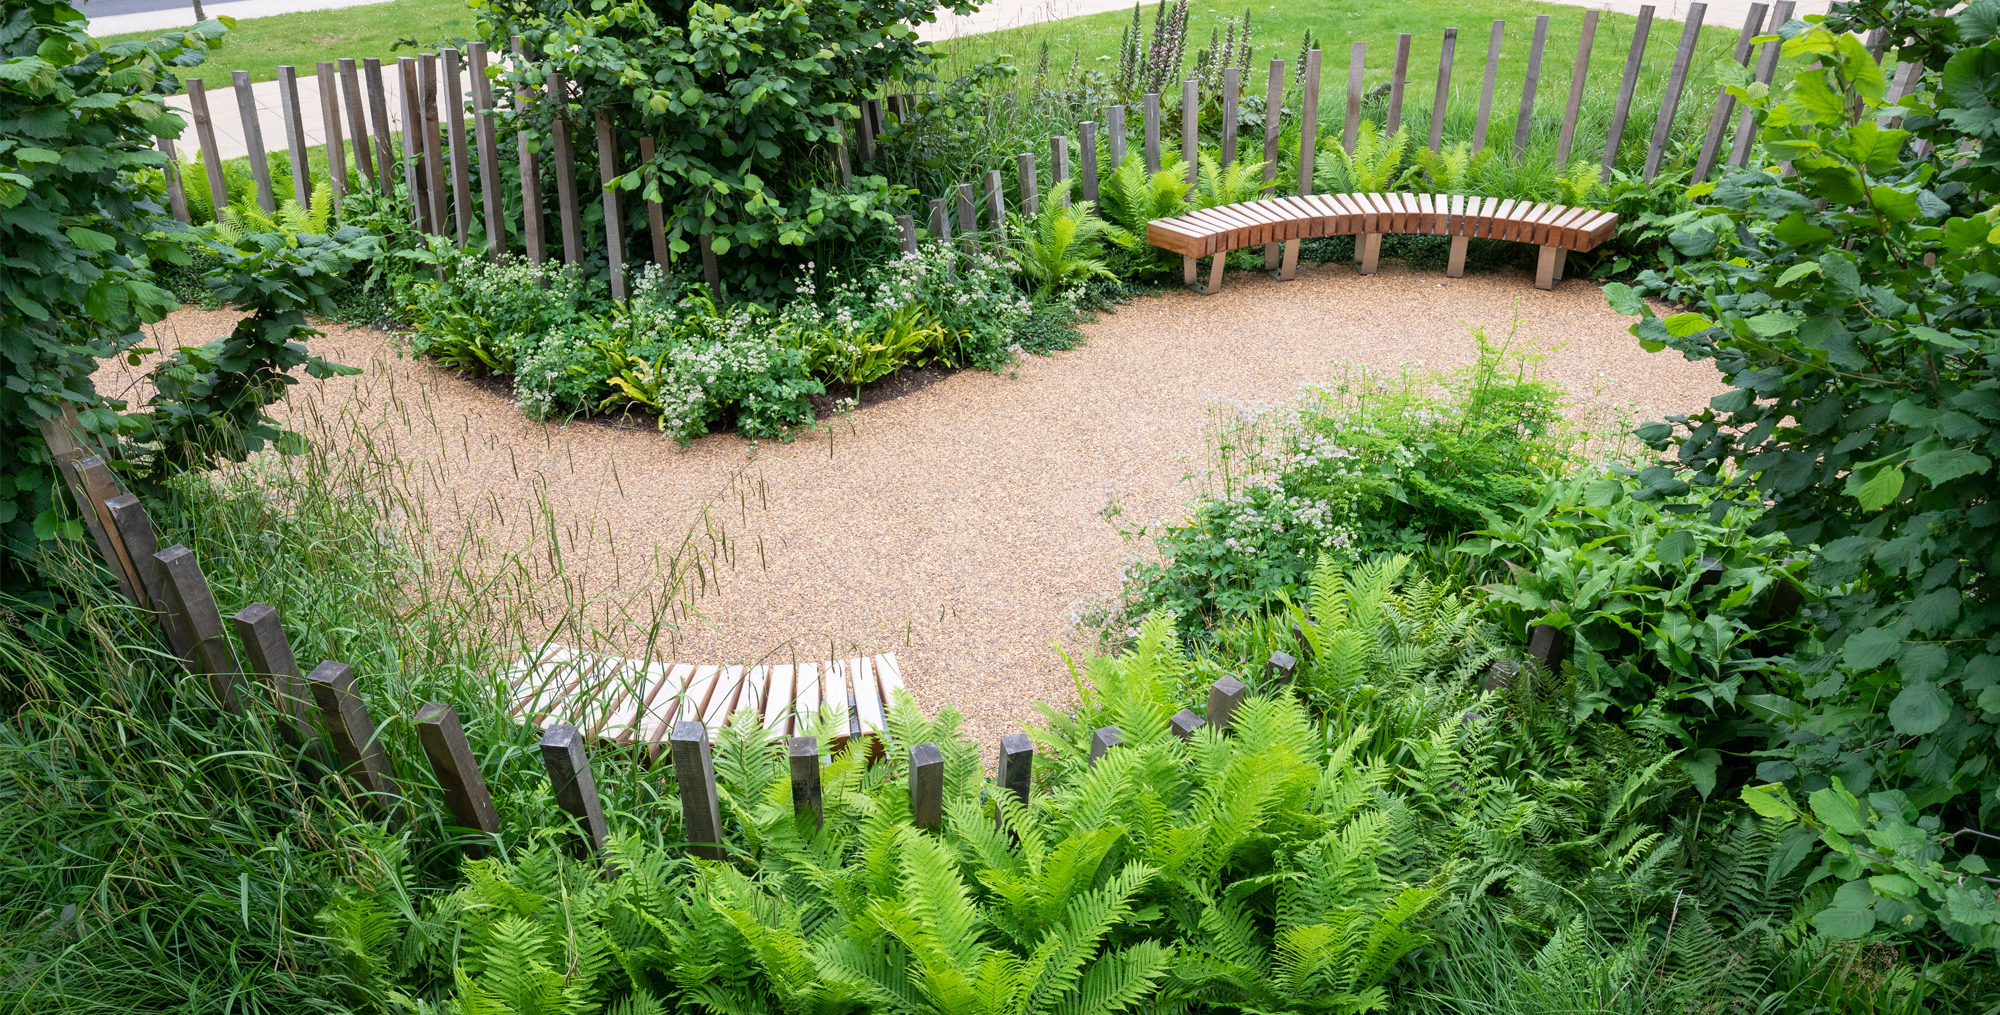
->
[[157, 1, 1853, 295]]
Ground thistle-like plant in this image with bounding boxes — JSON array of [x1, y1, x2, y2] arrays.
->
[[1008, 179, 1116, 296]]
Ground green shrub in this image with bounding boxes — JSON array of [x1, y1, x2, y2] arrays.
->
[[1117, 329, 1581, 633]]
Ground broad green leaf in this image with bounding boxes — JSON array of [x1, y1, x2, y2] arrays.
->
[[1809, 781, 1869, 836], [1747, 312, 1799, 337], [1889, 680, 1951, 735], [1911, 448, 1990, 485], [1843, 626, 1904, 670], [1847, 464, 1904, 510], [1663, 312, 1712, 337], [1742, 782, 1801, 820], [1814, 902, 1877, 939]]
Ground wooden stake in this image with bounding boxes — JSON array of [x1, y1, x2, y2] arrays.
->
[[548, 72, 582, 263], [1472, 21, 1504, 152], [897, 214, 917, 253], [1088, 726, 1123, 767], [314, 62, 348, 210], [1079, 120, 1099, 203], [1343, 42, 1365, 154], [397, 58, 427, 231], [469, 43, 505, 255], [640, 135, 669, 269], [338, 59, 375, 189], [1018, 152, 1038, 217], [1182, 76, 1198, 189], [416, 703, 501, 850], [1513, 16, 1549, 159], [1694, 3, 1768, 181], [1429, 28, 1457, 153], [1221, 65, 1240, 166], [595, 111, 626, 300], [1107, 103, 1127, 167], [1730, 1, 1794, 168], [420, 52, 448, 235], [1387, 34, 1412, 135], [306, 660, 400, 805], [1603, 5, 1656, 179], [1171, 709, 1204, 740], [230, 602, 315, 747], [1263, 57, 1285, 270], [233, 70, 276, 213], [1556, 11, 1599, 163], [276, 66, 312, 210], [909, 742, 943, 829], [788, 736, 823, 826], [105, 494, 194, 661], [1207, 676, 1247, 733], [1280, 48, 1321, 281], [157, 136, 190, 223], [983, 169, 1005, 239], [997, 732, 1033, 807], [444, 48, 473, 246], [511, 38, 545, 263], [363, 57, 397, 189], [671, 720, 724, 861], [154, 545, 245, 710], [540, 723, 608, 858], [1644, 3, 1708, 181]]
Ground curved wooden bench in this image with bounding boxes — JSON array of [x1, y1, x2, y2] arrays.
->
[[1145, 193, 1619, 293]]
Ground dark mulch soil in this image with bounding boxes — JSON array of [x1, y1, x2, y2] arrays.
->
[[808, 363, 960, 418]]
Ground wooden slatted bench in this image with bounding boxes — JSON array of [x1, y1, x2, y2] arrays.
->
[[507, 646, 907, 747], [1145, 192, 1619, 294]]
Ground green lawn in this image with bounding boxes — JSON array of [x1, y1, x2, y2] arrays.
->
[[98, 0, 474, 86]]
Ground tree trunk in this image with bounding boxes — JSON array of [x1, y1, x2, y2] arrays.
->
[[192, 0, 206, 20]]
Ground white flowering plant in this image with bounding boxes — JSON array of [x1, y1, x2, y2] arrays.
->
[[1117, 328, 1584, 637]]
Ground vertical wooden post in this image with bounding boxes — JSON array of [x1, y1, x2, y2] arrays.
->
[[154, 545, 245, 710], [1386, 34, 1412, 135], [1078, 120, 1099, 203], [639, 136, 669, 269], [338, 60, 374, 190], [276, 66, 312, 210], [1603, 5, 1656, 179], [897, 214, 917, 253], [1694, 3, 1768, 181], [1279, 48, 1321, 281], [983, 169, 1005, 239], [1262, 57, 1285, 270], [105, 495, 194, 660], [547, 73, 582, 263], [230, 70, 276, 214], [1644, 3, 1708, 181], [1181, 76, 1198, 189], [1429, 28, 1457, 152], [671, 720, 724, 861], [1555, 11, 1599, 164], [997, 732, 1033, 807], [1088, 726, 1123, 767], [1051, 134, 1070, 193], [54, 452, 136, 601], [1343, 42, 1365, 154], [1143, 91, 1161, 173], [956, 182, 977, 248], [230, 603, 315, 747], [397, 58, 427, 231], [363, 57, 397, 189], [415, 703, 501, 849], [420, 53, 449, 235], [539, 723, 608, 858], [595, 111, 626, 301], [1513, 16, 1549, 159], [909, 742, 943, 830], [1017, 152, 1038, 217], [788, 736, 823, 826], [156, 136, 190, 223], [700, 232, 720, 298], [833, 120, 852, 185], [444, 48, 473, 246], [858, 99, 876, 162], [1106, 103, 1127, 167], [1170, 709, 1205, 740], [512, 39, 545, 264], [306, 660, 400, 803], [314, 62, 348, 210], [928, 197, 951, 248], [470, 43, 505, 255], [1730, 1, 1794, 168], [1472, 21, 1504, 153], [1221, 66, 1239, 166], [1207, 676, 1247, 732], [1527, 624, 1566, 672], [1266, 650, 1297, 685]]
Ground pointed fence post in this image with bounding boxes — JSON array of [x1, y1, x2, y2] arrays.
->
[[230, 603, 316, 748], [788, 736, 823, 826], [416, 702, 501, 851], [154, 545, 245, 709], [1088, 726, 1123, 767], [1207, 676, 1247, 733], [306, 660, 400, 809], [909, 742, 944, 829], [540, 723, 607, 859], [671, 720, 724, 861]]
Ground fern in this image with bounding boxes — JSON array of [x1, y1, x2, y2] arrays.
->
[[1316, 122, 1411, 193], [1194, 151, 1268, 208], [1008, 179, 1116, 296], [1413, 142, 1473, 192]]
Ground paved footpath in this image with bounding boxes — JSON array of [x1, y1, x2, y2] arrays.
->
[[147, 0, 1832, 165]]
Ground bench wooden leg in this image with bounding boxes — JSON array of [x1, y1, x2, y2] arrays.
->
[[1447, 235, 1469, 278], [1535, 244, 1561, 290], [1278, 239, 1301, 281], [1359, 233, 1381, 275], [1264, 241, 1279, 275], [1185, 252, 1225, 294], [1553, 248, 1567, 282]]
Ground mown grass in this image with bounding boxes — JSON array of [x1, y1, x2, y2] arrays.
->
[[96, 0, 474, 86]]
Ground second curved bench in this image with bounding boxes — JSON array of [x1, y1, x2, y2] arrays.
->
[[1145, 192, 1619, 293]]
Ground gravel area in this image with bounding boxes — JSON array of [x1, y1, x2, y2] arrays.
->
[[124, 262, 1724, 748]]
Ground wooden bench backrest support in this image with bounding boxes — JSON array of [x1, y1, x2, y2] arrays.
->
[[1145, 192, 1619, 255]]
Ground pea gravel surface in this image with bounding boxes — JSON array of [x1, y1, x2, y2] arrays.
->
[[127, 263, 1725, 749]]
